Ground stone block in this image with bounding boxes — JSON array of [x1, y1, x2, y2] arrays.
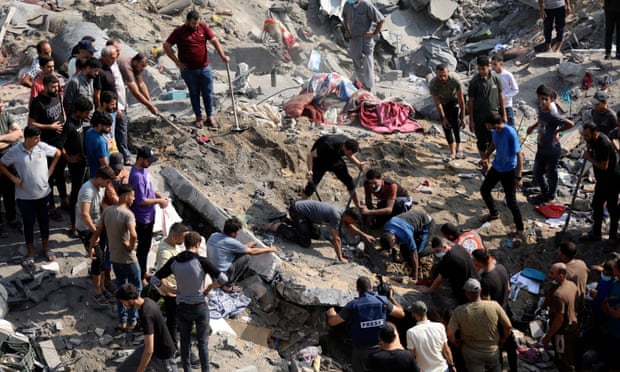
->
[[382, 70, 401, 82], [428, 0, 458, 21], [239, 275, 278, 313], [236, 366, 259, 372], [211, 44, 278, 75], [39, 339, 61, 369], [531, 52, 563, 68]]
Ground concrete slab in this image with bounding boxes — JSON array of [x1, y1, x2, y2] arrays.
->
[[39, 339, 61, 369], [530, 51, 563, 68], [428, 0, 458, 22]]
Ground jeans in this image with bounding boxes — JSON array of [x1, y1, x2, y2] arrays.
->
[[67, 161, 86, 227], [276, 202, 315, 248], [533, 148, 561, 200], [506, 106, 515, 127], [480, 167, 524, 232], [112, 261, 142, 325], [115, 111, 131, 161], [117, 345, 178, 372], [592, 181, 620, 240], [605, 10, 620, 55], [442, 100, 462, 144], [17, 196, 49, 245], [543, 6, 566, 45], [181, 65, 214, 119], [136, 221, 154, 279], [0, 170, 17, 224], [177, 301, 210, 372]]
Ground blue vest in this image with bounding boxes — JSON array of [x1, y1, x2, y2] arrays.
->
[[347, 291, 388, 346]]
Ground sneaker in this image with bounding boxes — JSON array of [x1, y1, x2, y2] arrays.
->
[[92, 293, 110, 307]]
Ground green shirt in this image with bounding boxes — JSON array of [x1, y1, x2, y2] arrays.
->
[[0, 111, 15, 156], [468, 73, 503, 124], [429, 72, 463, 104]]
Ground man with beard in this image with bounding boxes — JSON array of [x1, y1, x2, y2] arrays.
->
[[581, 122, 620, 246], [84, 111, 112, 178], [118, 53, 158, 115], [106, 39, 131, 165], [468, 55, 506, 160], [98, 91, 118, 152], [430, 64, 467, 162], [30, 55, 62, 104], [64, 57, 101, 120], [94, 45, 119, 108], [28, 74, 67, 221], [164, 10, 230, 128]]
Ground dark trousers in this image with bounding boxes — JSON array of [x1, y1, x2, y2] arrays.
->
[[480, 167, 524, 231], [47, 156, 67, 206], [474, 118, 492, 153], [591, 181, 620, 240], [163, 295, 178, 345], [17, 196, 49, 245], [0, 171, 17, 224], [442, 100, 462, 144], [606, 10, 620, 55], [227, 254, 251, 284], [67, 161, 86, 227], [303, 158, 355, 196], [533, 148, 561, 200], [276, 203, 313, 247], [543, 6, 566, 45], [136, 221, 155, 278]]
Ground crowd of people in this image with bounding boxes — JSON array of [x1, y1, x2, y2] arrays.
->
[[2, 3, 620, 371]]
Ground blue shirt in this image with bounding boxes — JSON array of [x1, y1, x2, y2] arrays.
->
[[492, 125, 520, 172], [206, 232, 248, 272], [607, 279, 620, 337], [537, 110, 567, 152], [384, 217, 417, 253], [84, 128, 109, 178]]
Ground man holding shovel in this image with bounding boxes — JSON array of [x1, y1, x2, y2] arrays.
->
[[164, 10, 230, 129]]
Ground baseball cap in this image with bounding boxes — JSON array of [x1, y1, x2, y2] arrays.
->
[[137, 146, 159, 163], [109, 152, 124, 171], [463, 278, 481, 292], [592, 90, 608, 104], [409, 300, 427, 315], [78, 40, 97, 54]]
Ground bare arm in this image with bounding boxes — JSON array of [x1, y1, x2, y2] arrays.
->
[[330, 227, 346, 262], [442, 342, 456, 369], [457, 89, 466, 126], [126, 81, 158, 115], [209, 37, 230, 64], [80, 202, 97, 232], [541, 311, 563, 345], [468, 97, 475, 132], [246, 246, 278, 255], [127, 222, 137, 252], [424, 273, 444, 294], [387, 290, 405, 318], [163, 42, 184, 70], [136, 333, 154, 372], [0, 123, 23, 145], [326, 307, 346, 326]]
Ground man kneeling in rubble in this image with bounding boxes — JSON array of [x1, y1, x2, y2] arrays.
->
[[265, 200, 373, 262]]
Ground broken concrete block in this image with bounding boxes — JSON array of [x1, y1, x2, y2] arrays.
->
[[39, 339, 61, 369], [531, 52, 563, 67], [236, 367, 259, 372], [158, 0, 191, 15], [428, 0, 457, 21], [94, 328, 105, 337], [210, 44, 278, 75], [68, 336, 82, 346], [239, 275, 278, 313], [557, 61, 586, 84], [382, 70, 401, 82], [71, 260, 89, 277], [407, 0, 430, 11], [99, 334, 114, 346]]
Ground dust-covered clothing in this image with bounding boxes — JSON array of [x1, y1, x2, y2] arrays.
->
[[448, 300, 510, 352]]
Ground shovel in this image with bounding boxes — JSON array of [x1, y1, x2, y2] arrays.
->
[[226, 63, 247, 133], [157, 113, 191, 145]]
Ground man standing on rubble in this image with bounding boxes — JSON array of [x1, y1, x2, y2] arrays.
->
[[479, 112, 524, 239], [556, 241, 589, 316], [342, 0, 384, 91], [491, 54, 519, 127], [302, 134, 365, 208], [118, 53, 159, 115], [542, 262, 579, 372], [0, 97, 23, 237], [468, 55, 506, 160], [164, 10, 230, 129], [539, 0, 571, 51], [430, 64, 467, 162], [326, 276, 405, 372], [581, 122, 620, 245]]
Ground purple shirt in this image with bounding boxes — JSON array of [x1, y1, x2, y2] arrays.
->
[[129, 166, 156, 224]]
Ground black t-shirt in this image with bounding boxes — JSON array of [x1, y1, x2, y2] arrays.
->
[[94, 64, 117, 94], [589, 133, 620, 180], [481, 264, 510, 311], [437, 244, 480, 304], [29, 93, 65, 148], [63, 116, 85, 157], [139, 297, 176, 359], [367, 348, 420, 372], [312, 134, 348, 165]]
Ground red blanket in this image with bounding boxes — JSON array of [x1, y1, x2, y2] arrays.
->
[[357, 94, 423, 134]]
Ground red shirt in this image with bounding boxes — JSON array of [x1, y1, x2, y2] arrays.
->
[[166, 23, 215, 69]]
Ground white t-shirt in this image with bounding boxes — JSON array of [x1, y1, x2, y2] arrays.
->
[[497, 70, 519, 108], [406, 320, 449, 372]]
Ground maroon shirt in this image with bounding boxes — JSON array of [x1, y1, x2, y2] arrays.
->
[[166, 23, 215, 69]]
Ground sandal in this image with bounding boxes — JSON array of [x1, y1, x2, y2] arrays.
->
[[195, 119, 204, 129], [206, 116, 219, 129], [92, 293, 110, 307], [443, 155, 454, 163]]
